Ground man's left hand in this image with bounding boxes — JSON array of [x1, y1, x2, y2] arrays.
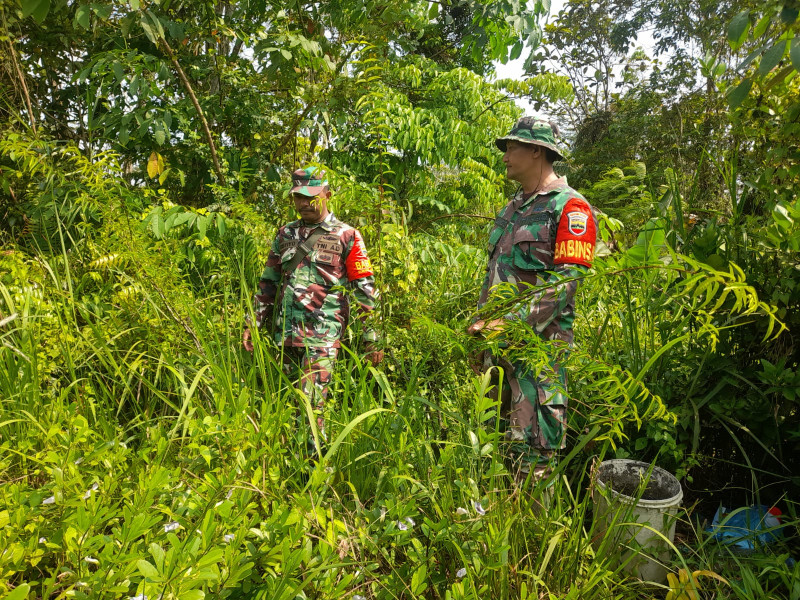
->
[[467, 318, 505, 335], [365, 344, 384, 366]]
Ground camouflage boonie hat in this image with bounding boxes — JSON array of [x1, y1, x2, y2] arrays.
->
[[495, 117, 566, 160], [290, 166, 329, 197]]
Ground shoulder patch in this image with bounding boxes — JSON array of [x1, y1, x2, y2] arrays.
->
[[554, 197, 597, 268], [345, 230, 373, 280]]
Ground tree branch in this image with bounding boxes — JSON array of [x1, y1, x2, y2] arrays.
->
[[159, 37, 226, 185], [5, 35, 37, 135]]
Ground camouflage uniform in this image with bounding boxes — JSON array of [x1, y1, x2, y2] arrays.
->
[[479, 118, 598, 472], [252, 210, 378, 442]]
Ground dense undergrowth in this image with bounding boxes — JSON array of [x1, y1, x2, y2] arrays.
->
[[3, 0, 800, 597], [1, 130, 798, 599]]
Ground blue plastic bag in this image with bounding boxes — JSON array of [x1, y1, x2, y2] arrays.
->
[[706, 505, 784, 552]]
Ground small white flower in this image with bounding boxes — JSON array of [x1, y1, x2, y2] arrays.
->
[[129, 595, 148, 600], [74, 457, 84, 465], [471, 500, 486, 516], [83, 483, 99, 500], [39, 537, 47, 544], [404, 517, 415, 527], [42, 496, 55, 505], [84, 556, 99, 565], [226, 489, 233, 499], [353, 595, 366, 600], [164, 521, 180, 533], [456, 567, 467, 578], [214, 500, 224, 508], [223, 533, 235, 543], [455, 507, 469, 516], [397, 521, 408, 531]]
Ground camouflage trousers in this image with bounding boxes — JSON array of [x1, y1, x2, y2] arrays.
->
[[281, 345, 338, 444], [483, 351, 568, 476]]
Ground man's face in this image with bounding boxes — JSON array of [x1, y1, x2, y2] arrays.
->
[[293, 191, 329, 223], [503, 140, 541, 182]]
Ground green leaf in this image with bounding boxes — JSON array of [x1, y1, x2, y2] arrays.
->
[[266, 164, 281, 182], [411, 564, 428, 595], [149, 542, 166, 571], [199, 445, 211, 466], [147, 11, 165, 40], [509, 40, 523, 61], [137, 559, 159, 579], [704, 254, 726, 270], [180, 591, 205, 600], [141, 18, 157, 43], [759, 41, 786, 76], [75, 5, 91, 29], [781, 6, 799, 24], [280, 48, 292, 60], [93, 4, 111, 19], [130, 0, 139, 9], [4, 584, 31, 600], [155, 128, 166, 146], [113, 62, 125, 82], [21, 0, 51, 23], [727, 78, 753, 108], [753, 12, 771, 39], [623, 218, 668, 266], [791, 39, 800, 72], [322, 406, 388, 463], [151, 213, 163, 238], [736, 44, 766, 72], [428, 2, 438, 19], [728, 10, 750, 50]]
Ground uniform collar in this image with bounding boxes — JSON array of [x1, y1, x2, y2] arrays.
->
[[515, 176, 570, 208], [287, 212, 338, 231]]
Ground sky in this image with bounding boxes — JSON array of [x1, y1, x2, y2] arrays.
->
[[492, 0, 567, 116], [493, 0, 658, 117]]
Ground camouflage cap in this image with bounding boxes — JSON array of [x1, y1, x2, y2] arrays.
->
[[290, 166, 329, 197], [495, 117, 566, 160]]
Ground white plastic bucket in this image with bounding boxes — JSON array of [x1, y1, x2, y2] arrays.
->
[[592, 459, 683, 583]]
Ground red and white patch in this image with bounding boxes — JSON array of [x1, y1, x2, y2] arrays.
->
[[554, 198, 596, 268]]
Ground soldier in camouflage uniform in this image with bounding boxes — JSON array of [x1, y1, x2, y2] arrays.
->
[[468, 117, 597, 483], [243, 167, 383, 452]]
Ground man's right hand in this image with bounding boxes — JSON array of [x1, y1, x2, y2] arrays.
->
[[242, 327, 254, 352]]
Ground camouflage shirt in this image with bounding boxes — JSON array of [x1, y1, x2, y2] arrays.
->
[[252, 213, 379, 348], [478, 177, 597, 345]]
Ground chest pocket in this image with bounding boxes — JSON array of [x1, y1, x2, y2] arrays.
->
[[487, 215, 510, 255], [312, 234, 344, 268], [511, 215, 554, 271]]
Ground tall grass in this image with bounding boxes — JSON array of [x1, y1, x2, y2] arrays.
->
[[1, 141, 797, 598]]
